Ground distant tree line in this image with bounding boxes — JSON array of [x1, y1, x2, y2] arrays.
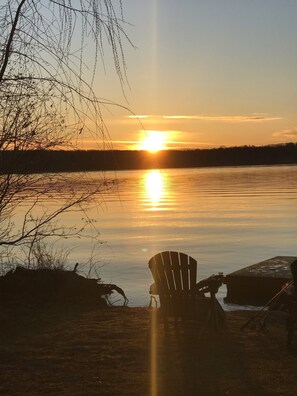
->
[[1, 143, 297, 174]]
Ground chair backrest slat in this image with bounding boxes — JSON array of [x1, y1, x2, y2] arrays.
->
[[179, 252, 190, 292], [150, 254, 166, 291], [162, 251, 176, 292], [189, 255, 197, 293], [171, 252, 182, 292]]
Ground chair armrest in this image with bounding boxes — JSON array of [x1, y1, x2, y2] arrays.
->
[[196, 274, 224, 295]]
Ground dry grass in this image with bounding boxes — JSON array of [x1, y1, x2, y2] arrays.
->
[[0, 305, 296, 396]]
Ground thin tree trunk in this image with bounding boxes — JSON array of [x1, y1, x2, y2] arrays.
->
[[0, 0, 27, 83]]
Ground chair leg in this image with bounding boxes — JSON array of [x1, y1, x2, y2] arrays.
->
[[210, 293, 218, 330], [210, 294, 226, 330]]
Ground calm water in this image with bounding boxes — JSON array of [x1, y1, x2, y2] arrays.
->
[[53, 164, 297, 307]]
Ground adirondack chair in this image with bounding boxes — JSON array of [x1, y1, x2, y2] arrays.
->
[[148, 251, 225, 329]]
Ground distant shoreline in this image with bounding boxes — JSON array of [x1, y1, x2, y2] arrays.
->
[[1, 143, 297, 174]]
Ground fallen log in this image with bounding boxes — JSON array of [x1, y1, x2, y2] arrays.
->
[[0, 266, 127, 307]]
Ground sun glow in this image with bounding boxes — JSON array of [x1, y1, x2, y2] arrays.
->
[[140, 131, 166, 152]]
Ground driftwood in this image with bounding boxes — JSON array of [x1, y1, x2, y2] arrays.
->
[[0, 266, 128, 307]]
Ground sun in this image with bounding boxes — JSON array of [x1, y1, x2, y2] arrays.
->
[[140, 131, 166, 152]]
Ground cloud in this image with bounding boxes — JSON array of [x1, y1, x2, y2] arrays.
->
[[166, 141, 213, 148], [163, 114, 282, 123], [109, 139, 140, 150], [112, 140, 140, 144], [127, 115, 152, 119], [127, 114, 282, 123], [273, 128, 297, 140]]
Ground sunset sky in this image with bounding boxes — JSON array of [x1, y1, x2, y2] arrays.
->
[[90, 0, 297, 150]]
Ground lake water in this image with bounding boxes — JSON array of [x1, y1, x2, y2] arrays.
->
[[52, 164, 297, 308]]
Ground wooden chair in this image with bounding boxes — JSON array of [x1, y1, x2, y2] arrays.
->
[[148, 251, 225, 330]]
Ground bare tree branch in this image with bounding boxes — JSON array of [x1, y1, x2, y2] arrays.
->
[[0, 1, 131, 264]]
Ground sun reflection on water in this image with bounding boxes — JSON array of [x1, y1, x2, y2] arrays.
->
[[146, 170, 163, 204], [144, 170, 167, 210]]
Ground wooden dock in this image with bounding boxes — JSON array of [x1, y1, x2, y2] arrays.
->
[[224, 256, 297, 306]]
